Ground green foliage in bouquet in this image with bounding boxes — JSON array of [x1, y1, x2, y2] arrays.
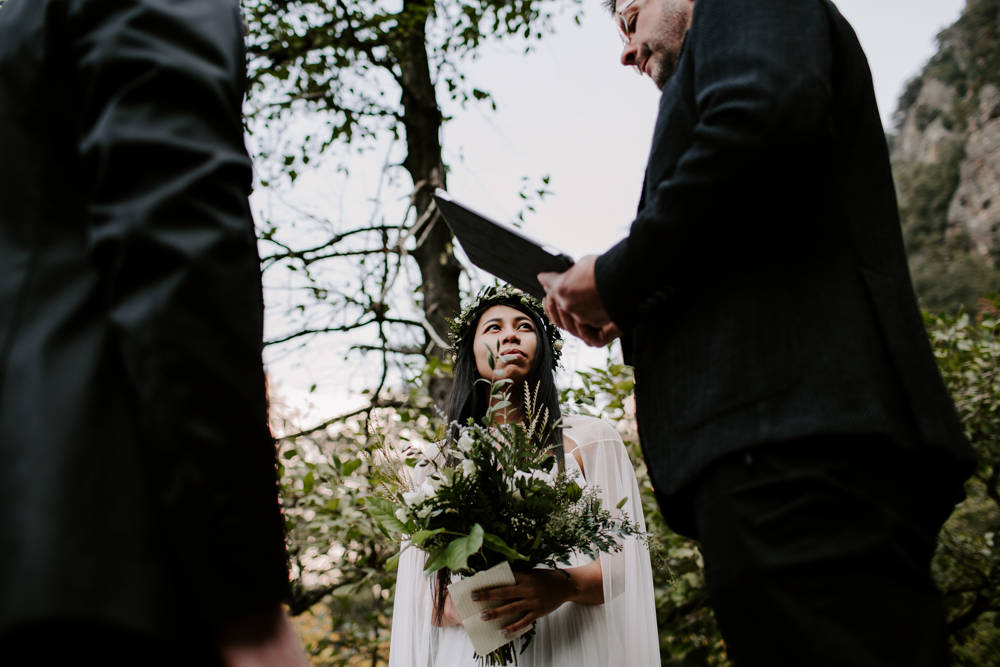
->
[[369, 348, 641, 574]]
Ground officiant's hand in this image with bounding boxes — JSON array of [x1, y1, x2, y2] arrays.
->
[[473, 562, 604, 635], [538, 256, 621, 347]]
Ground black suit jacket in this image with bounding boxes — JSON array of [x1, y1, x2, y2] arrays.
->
[[0, 0, 288, 637], [595, 0, 975, 500]]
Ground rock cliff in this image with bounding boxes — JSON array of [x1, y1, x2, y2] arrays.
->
[[892, 0, 1000, 313]]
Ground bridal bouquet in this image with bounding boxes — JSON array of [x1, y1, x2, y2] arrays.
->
[[366, 351, 643, 666]]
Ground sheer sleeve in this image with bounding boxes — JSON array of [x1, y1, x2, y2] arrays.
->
[[388, 539, 434, 667], [389, 449, 437, 667], [564, 415, 660, 667]]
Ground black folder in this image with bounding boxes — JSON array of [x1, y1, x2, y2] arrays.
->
[[433, 189, 574, 299]]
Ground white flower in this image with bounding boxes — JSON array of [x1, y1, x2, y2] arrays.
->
[[417, 507, 432, 519], [421, 476, 443, 499], [514, 467, 555, 488], [457, 430, 475, 453], [402, 443, 422, 460], [462, 458, 477, 477], [402, 489, 425, 506], [507, 466, 557, 501], [509, 471, 530, 500], [530, 468, 554, 487], [395, 508, 409, 523], [508, 481, 524, 501], [408, 441, 444, 469], [553, 339, 564, 351]]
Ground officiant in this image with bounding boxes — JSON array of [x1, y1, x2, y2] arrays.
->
[[539, 0, 975, 665]]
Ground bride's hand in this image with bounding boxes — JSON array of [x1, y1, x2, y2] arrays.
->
[[472, 561, 604, 636]]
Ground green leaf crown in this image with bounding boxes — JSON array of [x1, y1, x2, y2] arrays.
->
[[447, 284, 563, 366]]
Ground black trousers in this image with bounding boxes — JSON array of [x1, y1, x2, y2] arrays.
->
[[663, 435, 960, 667], [0, 619, 224, 666]]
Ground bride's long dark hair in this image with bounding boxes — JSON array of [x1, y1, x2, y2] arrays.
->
[[433, 294, 564, 624]]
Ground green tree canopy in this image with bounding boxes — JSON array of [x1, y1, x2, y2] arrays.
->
[[244, 0, 580, 412]]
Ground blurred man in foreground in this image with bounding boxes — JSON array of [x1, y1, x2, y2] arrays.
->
[[0, 1, 307, 664]]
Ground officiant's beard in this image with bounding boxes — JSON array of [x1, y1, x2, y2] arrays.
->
[[645, 1, 690, 89]]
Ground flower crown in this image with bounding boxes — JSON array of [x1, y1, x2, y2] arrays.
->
[[447, 285, 563, 366]]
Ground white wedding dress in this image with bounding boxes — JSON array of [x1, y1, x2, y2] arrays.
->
[[387, 414, 661, 667]]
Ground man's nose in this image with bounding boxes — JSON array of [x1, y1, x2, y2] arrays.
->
[[620, 42, 639, 67]]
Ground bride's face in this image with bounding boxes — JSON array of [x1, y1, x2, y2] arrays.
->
[[472, 305, 538, 385]]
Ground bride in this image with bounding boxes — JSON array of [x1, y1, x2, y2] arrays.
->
[[388, 285, 660, 667]]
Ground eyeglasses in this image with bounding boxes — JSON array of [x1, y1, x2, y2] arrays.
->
[[615, 0, 643, 74], [615, 0, 641, 44]]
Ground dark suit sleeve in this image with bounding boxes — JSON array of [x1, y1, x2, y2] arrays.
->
[[595, 0, 834, 331], [70, 0, 288, 621]]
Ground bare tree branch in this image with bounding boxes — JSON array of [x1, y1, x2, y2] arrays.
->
[[277, 398, 407, 442]]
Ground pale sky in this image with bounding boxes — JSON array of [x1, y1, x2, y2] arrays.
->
[[262, 0, 968, 421], [443, 0, 966, 256]]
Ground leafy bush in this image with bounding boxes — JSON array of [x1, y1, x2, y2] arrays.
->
[[272, 401, 411, 666], [927, 302, 1000, 664]]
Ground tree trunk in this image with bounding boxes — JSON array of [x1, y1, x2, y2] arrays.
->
[[394, 0, 462, 408]]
